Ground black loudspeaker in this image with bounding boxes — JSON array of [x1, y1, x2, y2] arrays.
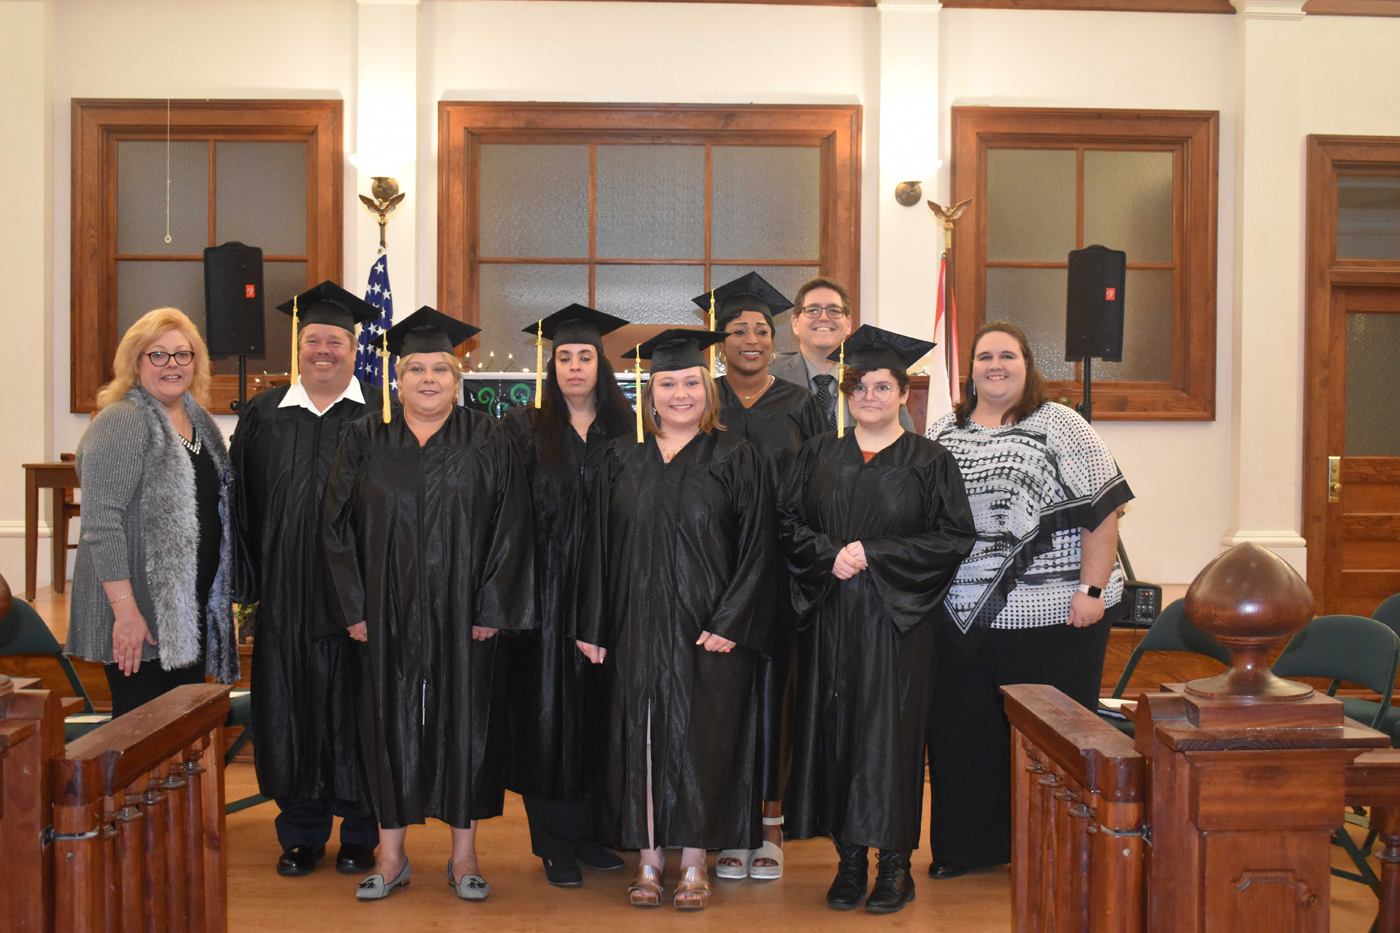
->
[[1065, 244, 1126, 362], [203, 242, 265, 359]]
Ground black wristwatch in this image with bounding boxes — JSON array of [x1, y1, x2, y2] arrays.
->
[[1077, 583, 1103, 599]]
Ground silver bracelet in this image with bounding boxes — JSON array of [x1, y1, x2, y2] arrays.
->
[[108, 593, 132, 606]]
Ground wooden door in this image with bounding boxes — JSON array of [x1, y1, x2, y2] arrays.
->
[[1321, 286, 1400, 617], [1304, 136, 1400, 616]]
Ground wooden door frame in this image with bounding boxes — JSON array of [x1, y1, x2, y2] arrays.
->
[[1302, 134, 1400, 609]]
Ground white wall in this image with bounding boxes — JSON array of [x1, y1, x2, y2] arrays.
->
[[939, 9, 1239, 585], [1301, 16, 1400, 135], [0, 0, 55, 588]]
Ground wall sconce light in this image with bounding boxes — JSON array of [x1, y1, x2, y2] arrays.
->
[[894, 181, 924, 207], [350, 153, 408, 252]]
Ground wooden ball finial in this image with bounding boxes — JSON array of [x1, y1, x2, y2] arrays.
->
[[1184, 542, 1315, 701]]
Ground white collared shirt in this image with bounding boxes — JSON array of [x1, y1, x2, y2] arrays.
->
[[278, 377, 365, 417]]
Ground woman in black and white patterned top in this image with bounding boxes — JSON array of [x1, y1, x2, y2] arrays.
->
[[922, 320, 1133, 880]]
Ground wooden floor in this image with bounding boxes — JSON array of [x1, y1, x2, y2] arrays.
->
[[222, 762, 1386, 932]]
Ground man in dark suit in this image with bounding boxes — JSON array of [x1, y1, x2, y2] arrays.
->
[[771, 277, 915, 432]]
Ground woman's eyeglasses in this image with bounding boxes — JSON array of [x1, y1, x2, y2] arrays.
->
[[145, 350, 194, 367], [851, 384, 898, 400]]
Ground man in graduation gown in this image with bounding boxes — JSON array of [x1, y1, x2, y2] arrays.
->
[[230, 281, 382, 877]]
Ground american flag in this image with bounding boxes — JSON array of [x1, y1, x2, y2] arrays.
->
[[355, 254, 396, 391]]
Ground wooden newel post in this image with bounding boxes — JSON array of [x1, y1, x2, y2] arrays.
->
[[1136, 543, 1389, 931]]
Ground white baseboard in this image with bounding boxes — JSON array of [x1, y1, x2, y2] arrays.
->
[[0, 520, 51, 538]]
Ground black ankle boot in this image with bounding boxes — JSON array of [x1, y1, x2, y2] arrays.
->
[[826, 840, 869, 910], [865, 849, 915, 914]]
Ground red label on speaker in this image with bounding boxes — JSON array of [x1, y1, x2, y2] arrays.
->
[[245, 284, 256, 298], [1105, 287, 1116, 301]]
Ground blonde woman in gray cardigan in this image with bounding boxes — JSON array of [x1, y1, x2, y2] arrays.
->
[[67, 307, 239, 717]]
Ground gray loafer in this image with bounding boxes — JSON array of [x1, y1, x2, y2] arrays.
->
[[448, 858, 490, 901], [356, 861, 410, 900]]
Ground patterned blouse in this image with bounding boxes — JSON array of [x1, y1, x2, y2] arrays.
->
[[926, 402, 1133, 632]]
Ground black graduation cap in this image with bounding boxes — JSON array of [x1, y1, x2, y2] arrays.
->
[[372, 306, 481, 357], [827, 325, 935, 373], [522, 304, 629, 348], [692, 272, 794, 329], [276, 280, 379, 331], [622, 328, 728, 374]]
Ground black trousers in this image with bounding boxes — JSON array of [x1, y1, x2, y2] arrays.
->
[[522, 796, 591, 860], [104, 659, 207, 719], [926, 618, 1111, 870], [274, 797, 380, 851]]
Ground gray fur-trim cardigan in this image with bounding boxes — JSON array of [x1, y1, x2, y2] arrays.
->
[[66, 386, 240, 683]]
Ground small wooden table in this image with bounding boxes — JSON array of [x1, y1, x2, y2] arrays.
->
[[23, 461, 79, 601]]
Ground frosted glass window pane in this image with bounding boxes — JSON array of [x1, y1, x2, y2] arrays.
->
[[477, 264, 590, 365], [215, 142, 307, 255], [1346, 313, 1400, 456], [1338, 176, 1400, 261], [712, 147, 820, 261], [117, 261, 206, 340], [985, 267, 1075, 380], [1083, 151, 1174, 264], [209, 262, 305, 375], [986, 149, 1076, 262], [595, 265, 705, 325], [1095, 270, 1173, 382], [117, 142, 208, 255], [479, 145, 589, 258], [596, 146, 704, 259]]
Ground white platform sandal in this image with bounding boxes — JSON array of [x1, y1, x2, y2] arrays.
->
[[749, 816, 785, 880], [715, 848, 753, 879]]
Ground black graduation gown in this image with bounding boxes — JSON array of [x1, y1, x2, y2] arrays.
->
[[495, 407, 619, 801], [320, 405, 535, 829], [229, 380, 376, 802], [717, 375, 825, 804], [577, 430, 775, 850], [778, 431, 975, 852]]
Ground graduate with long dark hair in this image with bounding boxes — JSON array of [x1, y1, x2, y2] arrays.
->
[[779, 326, 975, 914], [495, 304, 633, 887], [694, 273, 824, 882], [576, 329, 776, 911]]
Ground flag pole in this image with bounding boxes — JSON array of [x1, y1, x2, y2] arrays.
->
[[928, 198, 971, 404]]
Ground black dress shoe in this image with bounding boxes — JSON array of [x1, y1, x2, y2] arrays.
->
[[574, 840, 624, 871], [335, 843, 377, 875], [865, 850, 915, 914], [928, 859, 970, 880], [826, 840, 868, 911], [542, 856, 584, 887], [276, 845, 325, 877]]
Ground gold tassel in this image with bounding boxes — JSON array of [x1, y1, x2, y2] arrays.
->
[[381, 347, 390, 423], [836, 341, 845, 439], [290, 295, 299, 385], [708, 290, 717, 376], [634, 346, 643, 443], [534, 320, 544, 409]]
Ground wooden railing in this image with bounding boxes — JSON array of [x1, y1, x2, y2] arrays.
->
[[0, 677, 230, 933], [1344, 749, 1400, 932], [1005, 683, 1146, 933]]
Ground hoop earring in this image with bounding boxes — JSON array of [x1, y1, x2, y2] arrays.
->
[[769, 352, 777, 364]]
